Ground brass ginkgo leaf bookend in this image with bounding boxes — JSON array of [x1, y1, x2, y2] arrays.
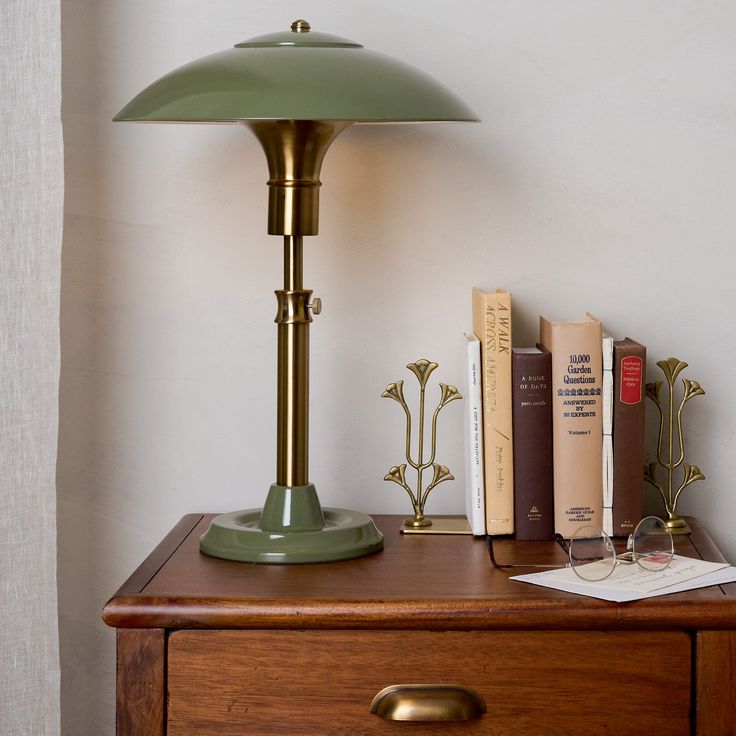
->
[[382, 359, 464, 533], [644, 357, 706, 535]]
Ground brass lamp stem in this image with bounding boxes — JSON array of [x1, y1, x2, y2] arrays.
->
[[244, 119, 352, 489], [276, 235, 310, 487], [284, 234, 303, 290]]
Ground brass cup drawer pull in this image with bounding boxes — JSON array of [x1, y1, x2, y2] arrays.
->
[[370, 684, 487, 722]]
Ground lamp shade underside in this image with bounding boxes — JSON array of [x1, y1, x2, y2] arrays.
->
[[114, 26, 479, 123]]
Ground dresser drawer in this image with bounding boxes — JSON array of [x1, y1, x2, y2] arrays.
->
[[167, 629, 691, 735]]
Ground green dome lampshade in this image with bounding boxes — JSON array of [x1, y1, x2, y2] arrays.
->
[[115, 20, 477, 563], [114, 21, 479, 123]]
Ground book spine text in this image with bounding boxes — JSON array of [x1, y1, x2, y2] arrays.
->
[[612, 339, 646, 536], [540, 315, 603, 537], [464, 334, 486, 535], [512, 347, 554, 540], [472, 288, 513, 535]]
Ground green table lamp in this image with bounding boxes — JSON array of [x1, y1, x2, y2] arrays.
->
[[115, 19, 478, 563]]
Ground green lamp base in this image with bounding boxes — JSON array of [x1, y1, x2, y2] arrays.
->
[[199, 483, 384, 564]]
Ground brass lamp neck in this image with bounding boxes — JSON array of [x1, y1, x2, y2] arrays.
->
[[244, 120, 352, 236], [242, 120, 351, 486], [275, 235, 311, 487]]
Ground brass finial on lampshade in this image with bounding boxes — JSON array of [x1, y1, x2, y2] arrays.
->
[[115, 20, 478, 563]]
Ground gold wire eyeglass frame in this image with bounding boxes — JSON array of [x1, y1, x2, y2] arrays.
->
[[487, 516, 675, 582]]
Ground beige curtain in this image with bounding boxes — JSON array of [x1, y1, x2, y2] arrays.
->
[[0, 1, 63, 734]]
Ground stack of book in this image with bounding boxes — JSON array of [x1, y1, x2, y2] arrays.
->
[[466, 289, 646, 539]]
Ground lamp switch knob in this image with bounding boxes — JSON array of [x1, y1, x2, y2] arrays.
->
[[309, 297, 322, 316], [291, 19, 311, 33]]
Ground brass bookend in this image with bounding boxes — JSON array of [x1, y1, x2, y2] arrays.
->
[[382, 359, 463, 532], [644, 357, 706, 534]]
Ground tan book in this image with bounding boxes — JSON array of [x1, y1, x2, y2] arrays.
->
[[472, 288, 513, 535], [539, 313, 603, 537]]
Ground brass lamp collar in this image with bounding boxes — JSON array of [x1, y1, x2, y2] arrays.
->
[[244, 120, 352, 236]]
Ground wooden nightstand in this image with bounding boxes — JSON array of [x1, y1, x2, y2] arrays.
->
[[104, 515, 736, 735]]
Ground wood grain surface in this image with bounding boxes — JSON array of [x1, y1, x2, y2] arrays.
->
[[103, 514, 736, 631], [167, 629, 691, 736], [116, 629, 166, 736], [696, 630, 736, 736], [104, 515, 736, 735]]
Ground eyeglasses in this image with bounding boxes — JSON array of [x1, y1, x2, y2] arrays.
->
[[488, 516, 675, 582]]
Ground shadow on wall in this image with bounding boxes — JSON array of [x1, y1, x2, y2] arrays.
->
[[56, 9, 491, 736], [57, 4, 263, 733]]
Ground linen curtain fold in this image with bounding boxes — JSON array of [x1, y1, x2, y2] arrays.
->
[[0, 1, 63, 734]]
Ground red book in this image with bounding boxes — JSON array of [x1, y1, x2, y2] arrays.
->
[[512, 347, 554, 540], [612, 338, 646, 536]]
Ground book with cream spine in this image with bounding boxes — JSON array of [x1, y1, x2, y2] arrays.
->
[[464, 334, 486, 536], [472, 288, 513, 535], [602, 332, 614, 536], [539, 313, 603, 538]]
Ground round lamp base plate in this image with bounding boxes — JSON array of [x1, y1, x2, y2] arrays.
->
[[200, 507, 384, 564]]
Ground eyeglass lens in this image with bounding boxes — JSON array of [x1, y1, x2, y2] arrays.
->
[[630, 515, 674, 572], [568, 525, 617, 581], [568, 516, 674, 581]]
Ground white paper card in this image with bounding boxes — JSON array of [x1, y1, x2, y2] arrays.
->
[[511, 554, 736, 602]]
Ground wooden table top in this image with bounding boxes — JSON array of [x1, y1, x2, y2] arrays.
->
[[103, 514, 736, 631]]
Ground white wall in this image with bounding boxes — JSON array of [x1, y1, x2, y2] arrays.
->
[[58, 1, 736, 732]]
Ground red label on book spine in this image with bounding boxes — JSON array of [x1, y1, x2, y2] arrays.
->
[[620, 356, 643, 404]]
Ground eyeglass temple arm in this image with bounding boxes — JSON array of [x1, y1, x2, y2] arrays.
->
[[486, 534, 570, 570]]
